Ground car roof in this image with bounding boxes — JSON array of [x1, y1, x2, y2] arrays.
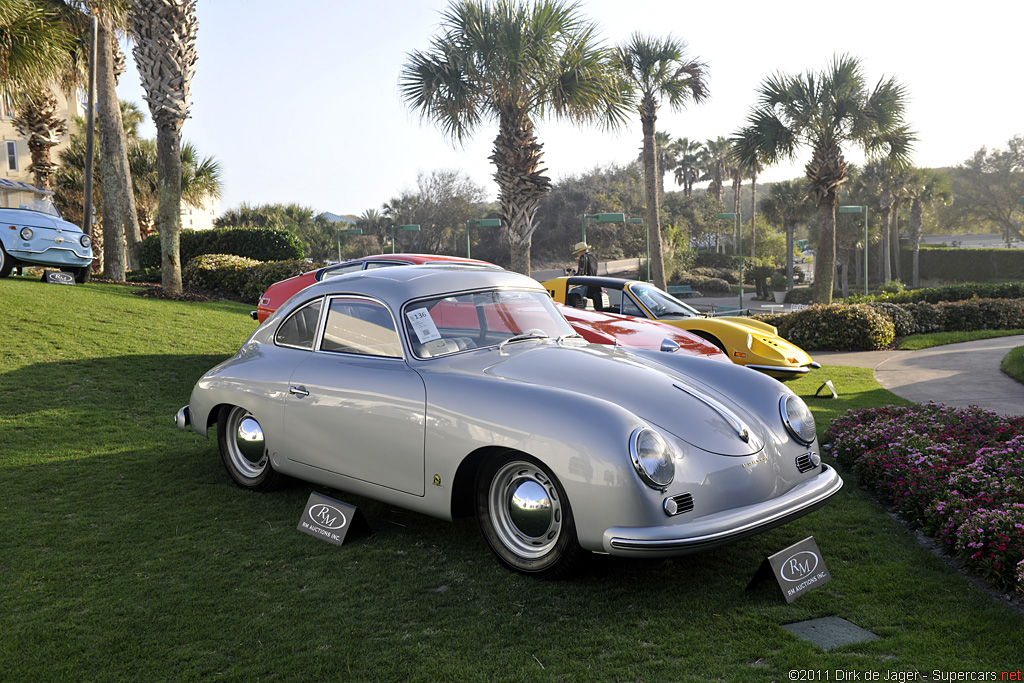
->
[[333, 253, 492, 267], [565, 275, 634, 289], [295, 264, 544, 309]]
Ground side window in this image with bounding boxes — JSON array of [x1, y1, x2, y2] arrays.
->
[[621, 293, 644, 317], [320, 263, 366, 281], [275, 299, 323, 349], [320, 297, 403, 358], [363, 261, 406, 270]]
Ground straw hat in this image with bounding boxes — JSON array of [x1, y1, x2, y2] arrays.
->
[[572, 241, 590, 254]]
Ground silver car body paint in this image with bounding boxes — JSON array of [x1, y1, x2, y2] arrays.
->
[[180, 265, 841, 557]]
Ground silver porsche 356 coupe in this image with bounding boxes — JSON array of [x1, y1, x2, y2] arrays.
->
[[176, 265, 842, 577]]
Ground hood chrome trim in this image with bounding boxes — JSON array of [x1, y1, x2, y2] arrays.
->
[[673, 382, 750, 443]]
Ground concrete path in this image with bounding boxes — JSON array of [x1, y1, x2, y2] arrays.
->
[[814, 336, 1024, 417]]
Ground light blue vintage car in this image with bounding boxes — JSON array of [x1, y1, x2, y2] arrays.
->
[[0, 179, 94, 282], [176, 265, 842, 578]]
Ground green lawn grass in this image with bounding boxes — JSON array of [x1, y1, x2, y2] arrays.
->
[[898, 328, 1024, 350], [2, 277, 1022, 681], [1002, 345, 1024, 384]]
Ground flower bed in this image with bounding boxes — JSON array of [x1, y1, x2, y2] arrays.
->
[[825, 403, 1024, 593]]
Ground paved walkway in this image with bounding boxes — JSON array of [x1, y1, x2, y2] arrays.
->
[[814, 336, 1024, 417]]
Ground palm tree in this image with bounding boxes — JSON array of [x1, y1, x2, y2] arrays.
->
[[129, 138, 221, 237], [0, 0, 76, 106], [905, 168, 951, 288], [759, 179, 814, 290], [399, 0, 629, 275], [616, 33, 708, 289], [637, 131, 676, 203], [11, 84, 68, 189], [698, 136, 730, 204], [131, 0, 198, 294], [670, 137, 702, 197], [734, 54, 914, 304]]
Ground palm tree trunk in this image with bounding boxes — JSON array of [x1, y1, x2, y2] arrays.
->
[[879, 191, 892, 282], [490, 113, 549, 276], [750, 172, 757, 258], [785, 218, 794, 289], [641, 109, 666, 289], [157, 124, 184, 292], [732, 179, 741, 255], [910, 198, 923, 288], [95, 15, 125, 280], [891, 198, 902, 281], [813, 195, 837, 304]]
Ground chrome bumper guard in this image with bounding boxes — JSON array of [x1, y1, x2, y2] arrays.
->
[[604, 464, 843, 556], [174, 405, 191, 431]]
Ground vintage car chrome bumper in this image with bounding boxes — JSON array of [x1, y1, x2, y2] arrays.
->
[[602, 464, 842, 557], [174, 405, 191, 431], [745, 360, 820, 375]]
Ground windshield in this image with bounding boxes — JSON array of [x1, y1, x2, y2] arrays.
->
[[625, 283, 701, 319], [403, 288, 574, 359], [17, 197, 61, 217]]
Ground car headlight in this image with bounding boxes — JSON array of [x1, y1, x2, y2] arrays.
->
[[80, 234, 91, 248], [629, 427, 675, 489], [19, 227, 33, 240], [780, 393, 816, 445]]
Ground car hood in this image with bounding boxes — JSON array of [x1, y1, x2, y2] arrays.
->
[[7, 210, 82, 233], [476, 341, 765, 456]]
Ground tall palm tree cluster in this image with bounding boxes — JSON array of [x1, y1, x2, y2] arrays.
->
[[402, 2, 917, 302], [0, 0, 206, 292]]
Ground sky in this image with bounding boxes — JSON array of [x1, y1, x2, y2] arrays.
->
[[116, 0, 1024, 219]]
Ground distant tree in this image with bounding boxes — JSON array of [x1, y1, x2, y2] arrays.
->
[[734, 54, 915, 304], [616, 32, 708, 290], [905, 167, 952, 288], [11, 85, 68, 189], [698, 136, 730, 205], [941, 136, 1024, 247], [399, 0, 630, 275], [0, 0, 77, 106], [669, 137, 702, 197], [759, 179, 814, 289]]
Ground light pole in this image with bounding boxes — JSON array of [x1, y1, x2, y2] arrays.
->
[[839, 205, 868, 295], [389, 224, 420, 254], [465, 218, 501, 258], [336, 227, 362, 262], [581, 212, 624, 242], [626, 218, 648, 281], [718, 212, 743, 313]]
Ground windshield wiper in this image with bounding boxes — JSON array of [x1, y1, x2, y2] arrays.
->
[[498, 331, 549, 351]]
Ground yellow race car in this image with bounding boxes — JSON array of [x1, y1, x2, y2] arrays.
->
[[541, 276, 819, 380]]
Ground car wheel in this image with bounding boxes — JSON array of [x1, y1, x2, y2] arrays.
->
[[693, 331, 727, 355], [475, 454, 582, 578], [217, 406, 285, 491], [0, 244, 13, 278], [60, 265, 89, 283]]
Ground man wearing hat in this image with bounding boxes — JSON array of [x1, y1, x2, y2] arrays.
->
[[570, 241, 603, 311]]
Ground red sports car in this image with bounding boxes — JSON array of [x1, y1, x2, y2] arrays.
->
[[252, 254, 727, 361]]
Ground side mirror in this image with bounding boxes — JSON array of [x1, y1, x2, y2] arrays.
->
[[660, 338, 680, 353]]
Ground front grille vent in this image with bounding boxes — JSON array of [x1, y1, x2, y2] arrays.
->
[[795, 453, 815, 473], [663, 493, 694, 516]]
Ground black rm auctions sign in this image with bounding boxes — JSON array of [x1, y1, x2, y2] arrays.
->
[[44, 270, 75, 285], [296, 492, 370, 546], [747, 536, 832, 603]]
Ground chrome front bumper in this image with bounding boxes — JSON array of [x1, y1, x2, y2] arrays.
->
[[746, 361, 820, 376], [174, 405, 191, 431], [602, 464, 843, 557]]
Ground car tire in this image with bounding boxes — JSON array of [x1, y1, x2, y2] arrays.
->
[[217, 405, 286, 491], [475, 453, 582, 578], [693, 331, 727, 355], [61, 265, 89, 283], [0, 244, 13, 278]]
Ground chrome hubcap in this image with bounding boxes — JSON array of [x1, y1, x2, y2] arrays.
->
[[227, 408, 267, 478], [488, 461, 561, 559]]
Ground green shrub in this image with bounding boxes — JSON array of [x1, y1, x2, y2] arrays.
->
[[902, 301, 946, 334], [672, 273, 731, 293], [936, 298, 1024, 332], [694, 251, 739, 269], [125, 268, 161, 283], [773, 304, 895, 351], [867, 302, 915, 337], [182, 255, 324, 302], [848, 281, 1024, 305], [690, 266, 737, 284], [139, 227, 304, 269], [783, 287, 814, 304]]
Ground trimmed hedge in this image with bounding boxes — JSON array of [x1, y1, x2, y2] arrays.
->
[[848, 281, 1024, 305], [139, 227, 304, 269], [182, 255, 323, 302], [900, 247, 1024, 283], [755, 303, 895, 351], [671, 273, 731, 293]]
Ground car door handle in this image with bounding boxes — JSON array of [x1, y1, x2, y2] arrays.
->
[[289, 385, 309, 397]]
